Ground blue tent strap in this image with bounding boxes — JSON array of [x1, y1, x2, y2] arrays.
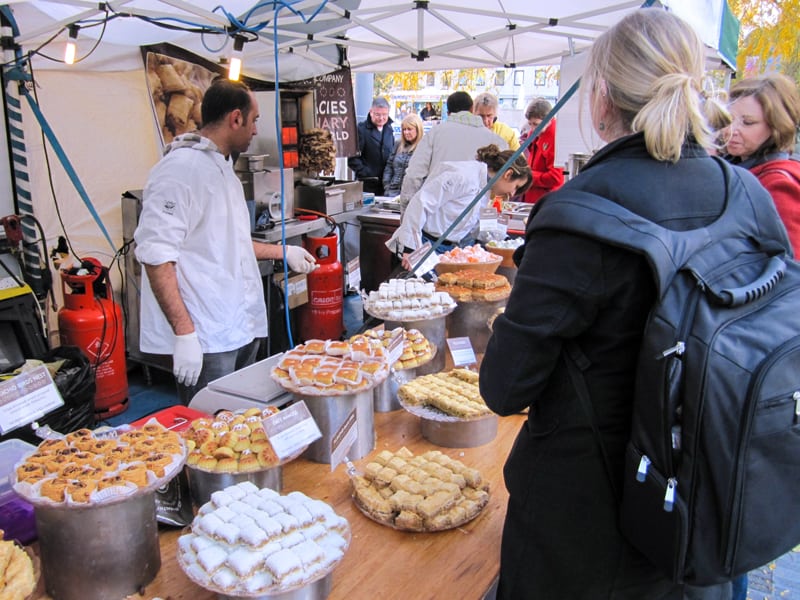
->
[[19, 89, 117, 253]]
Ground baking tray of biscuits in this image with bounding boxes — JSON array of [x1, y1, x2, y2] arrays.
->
[[397, 369, 492, 421], [361, 278, 457, 322], [349, 447, 490, 532]]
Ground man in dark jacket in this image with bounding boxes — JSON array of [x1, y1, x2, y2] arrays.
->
[[348, 97, 395, 195]]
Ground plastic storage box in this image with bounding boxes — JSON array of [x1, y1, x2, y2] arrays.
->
[[0, 438, 37, 544]]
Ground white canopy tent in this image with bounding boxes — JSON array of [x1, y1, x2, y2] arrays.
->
[[0, 0, 736, 343]]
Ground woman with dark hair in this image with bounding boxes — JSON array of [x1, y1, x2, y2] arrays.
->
[[725, 73, 800, 254], [387, 144, 531, 270]]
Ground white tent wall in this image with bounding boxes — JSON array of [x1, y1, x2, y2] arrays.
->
[[17, 69, 160, 344]]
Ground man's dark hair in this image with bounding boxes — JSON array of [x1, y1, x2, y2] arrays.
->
[[447, 91, 473, 114], [201, 77, 252, 127]]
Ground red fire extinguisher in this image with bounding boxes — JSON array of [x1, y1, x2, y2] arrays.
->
[[58, 258, 129, 419], [297, 234, 344, 342]]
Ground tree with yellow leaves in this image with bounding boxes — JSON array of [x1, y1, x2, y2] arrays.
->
[[728, 0, 800, 82]]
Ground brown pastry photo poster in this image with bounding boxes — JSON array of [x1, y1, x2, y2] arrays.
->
[[141, 45, 219, 145]]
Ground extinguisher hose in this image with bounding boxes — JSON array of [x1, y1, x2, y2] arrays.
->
[[293, 207, 337, 236]]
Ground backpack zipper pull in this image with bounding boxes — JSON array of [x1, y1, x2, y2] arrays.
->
[[636, 455, 651, 482], [660, 341, 685, 359], [663, 478, 677, 512], [794, 391, 800, 423]]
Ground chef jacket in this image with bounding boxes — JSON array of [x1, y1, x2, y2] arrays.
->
[[134, 134, 268, 355], [387, 160, 490, 253]]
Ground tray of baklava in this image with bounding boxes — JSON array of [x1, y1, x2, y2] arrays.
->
[[397, 368, 493, 422], [349, 446, 489, 532]]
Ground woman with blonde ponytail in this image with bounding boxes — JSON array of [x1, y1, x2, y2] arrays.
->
[[481, 8, 788, 599]]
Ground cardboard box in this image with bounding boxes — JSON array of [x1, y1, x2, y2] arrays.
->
[[274, 273, 309, 309]]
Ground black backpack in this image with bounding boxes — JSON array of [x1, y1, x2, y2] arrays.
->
[[530, 158, 800, 585]]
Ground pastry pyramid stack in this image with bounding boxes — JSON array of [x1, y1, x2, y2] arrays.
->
[[178, 482, 349, 595]]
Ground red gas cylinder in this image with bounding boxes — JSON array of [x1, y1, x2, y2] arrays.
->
[[297, 234, 344, 341], [58, 259, 128, 419]]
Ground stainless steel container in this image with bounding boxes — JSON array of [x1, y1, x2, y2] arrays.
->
[[218, 571, 332, 600], [384, 315, 446, 375], [373, 366, 417, 412], [298, 389, 375, 463], [420, 414, 499, 448], [35, 491, 160, 600], [446, 299, 508, 355], [186, 465, 282, 508]]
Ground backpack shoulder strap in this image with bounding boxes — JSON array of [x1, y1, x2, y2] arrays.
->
[[531, 190, 710, 297]]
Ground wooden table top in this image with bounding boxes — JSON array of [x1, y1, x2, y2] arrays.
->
[[29, 408, 525, 600]]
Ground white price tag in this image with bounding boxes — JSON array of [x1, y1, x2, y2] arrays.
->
[[446, 337, 477, 368], [346, 257, 361, 292], [409, 242, 439, 275], [329, 409, 358, 472], [386, 330, 405, 365], [480, 208, 499, 232], [0, 366, 64, 435], [261, 402, 322, 460]]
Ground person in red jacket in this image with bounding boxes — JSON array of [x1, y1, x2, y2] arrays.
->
[[725, 73, 800, 255], [520, 98, 564, 203]]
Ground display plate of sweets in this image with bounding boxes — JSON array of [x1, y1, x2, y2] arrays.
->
[[270, 337, 391, 397], [434, 269, 511, 303], [362, 277, 456, 321], [12, 421, 186, 508], [177, 482, 350, 597], [434, 244, 502, 275], [348, 446, 489, 532], [357, 326, 435, 371]]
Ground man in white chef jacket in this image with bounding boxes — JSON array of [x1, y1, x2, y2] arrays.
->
[[135, 78, 317, 404]]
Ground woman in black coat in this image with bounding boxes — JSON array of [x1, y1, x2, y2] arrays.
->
[[480, 9, 785, 599]]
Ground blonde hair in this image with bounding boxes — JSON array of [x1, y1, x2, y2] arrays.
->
[[729, 73, 800, 154], [584, 9, 725, 163], [399, 113, 424, 152], [476, 144, 533, 195]]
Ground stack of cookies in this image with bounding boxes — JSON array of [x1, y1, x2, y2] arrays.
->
[[178, 482, 349, 596], [0, 532, 36, 600], [435, 269, 511, 302], [398, 369, 491, 419], [358, 327, 433, 370]]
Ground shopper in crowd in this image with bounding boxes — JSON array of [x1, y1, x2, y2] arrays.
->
[[725, 73, 800, 255], [480, 9, 786, 599], [383, 113, 425, 197], [420, 102, 438, 121], [473, 92, 520, 152], [399, 91, 507, 207], [135, 78, 316, 404], [388, 144, 531, 270], [348, 97, 395, 195], [520, 97, 564, 203]]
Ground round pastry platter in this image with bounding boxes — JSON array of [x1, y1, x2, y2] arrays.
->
[[270, 363, 390, 397], [362, 302, 456, 323], [347, 473, 490, 533], [177, 525, 351, 598], [397, 396, 493, 423]]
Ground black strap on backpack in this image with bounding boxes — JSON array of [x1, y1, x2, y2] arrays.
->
[[564, 341, 621, 503]]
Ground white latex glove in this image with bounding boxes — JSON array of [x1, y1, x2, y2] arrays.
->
[[173, 331, 203, 387], [284, 245, 318, 274]]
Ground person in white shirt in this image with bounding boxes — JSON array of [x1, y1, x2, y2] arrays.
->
[[399, 91, 507, 207], [135, 78, 316, 404], [388, 144, 532, 270]]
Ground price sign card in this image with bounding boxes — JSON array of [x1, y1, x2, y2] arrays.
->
[[386, 329, 405, 366], [409, 242, 439, 275], [329, 409, 358, 472], [0, 366, 64, 435], [480, 208, 499, 232], [346, 257, 361, 292], [261, 401, 322, 460], [447, 337, 477, 368]]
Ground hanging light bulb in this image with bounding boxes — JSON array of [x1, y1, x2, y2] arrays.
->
[[64, 25, 79, 65], [228, 36, 246, 81]]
